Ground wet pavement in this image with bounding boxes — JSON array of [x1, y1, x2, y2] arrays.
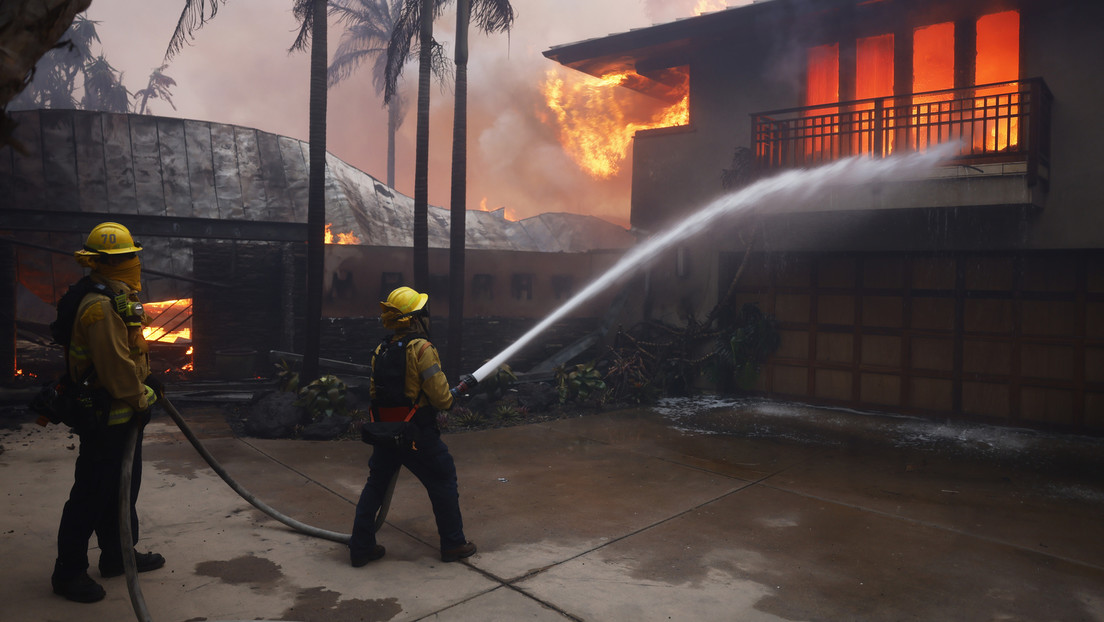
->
[[2, 397, 1103, 621]]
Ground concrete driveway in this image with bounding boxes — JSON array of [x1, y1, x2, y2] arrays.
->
[[2, 398, 1103, 621]]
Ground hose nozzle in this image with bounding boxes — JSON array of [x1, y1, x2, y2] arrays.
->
[[450, 374, 478, 398]]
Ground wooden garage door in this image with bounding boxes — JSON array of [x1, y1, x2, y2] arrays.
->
[[723, 250, 1104, 433]]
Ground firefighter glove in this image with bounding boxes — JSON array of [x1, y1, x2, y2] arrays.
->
[[142, 384, 158, 409], [145, 374, 165, 399]]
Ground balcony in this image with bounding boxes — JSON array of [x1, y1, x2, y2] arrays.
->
[[751, 78, 1053, 193]]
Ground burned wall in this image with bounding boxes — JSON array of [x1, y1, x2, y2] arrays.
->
[[319, 316, 601, 379], [193, 241, 306, 379], [193, 240, 611, 380], [323, 245, 624, 321]]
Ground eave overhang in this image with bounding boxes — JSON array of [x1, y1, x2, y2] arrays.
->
[[542, 0, 857, 98]]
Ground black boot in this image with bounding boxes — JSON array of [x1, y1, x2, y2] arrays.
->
[[99, 550, 166, 578], [52, 571, 106, 603]]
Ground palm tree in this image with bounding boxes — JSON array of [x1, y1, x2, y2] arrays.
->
[[81, 55, 130, 112], [328, 0, 407, 188], [8, 16, 129, 113], [134, 64, 178, 114], [163, 0, 230, 64], [444, 0, 513, 378], [290, 0, 330, 384], [329, 0, 451, 196], [384, 0, 448, 293]]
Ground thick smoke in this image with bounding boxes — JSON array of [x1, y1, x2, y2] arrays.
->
[[81, 0, 744, 227]]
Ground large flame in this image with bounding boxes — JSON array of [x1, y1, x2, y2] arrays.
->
[[542, 69, 689, 179], [324, 223, 361, 245]]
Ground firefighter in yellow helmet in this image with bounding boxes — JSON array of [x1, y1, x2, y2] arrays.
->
[[51, 222, 165, 603], [349, 286, 476, 566]]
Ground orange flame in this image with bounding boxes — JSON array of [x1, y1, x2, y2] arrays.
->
[[324, 223, 361, 245], [694, 0, 727, 14], [142, 299, 192, 344], [542, 69, 689, 179]]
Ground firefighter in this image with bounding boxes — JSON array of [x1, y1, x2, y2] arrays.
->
[[349, 286, 476, 566], [51, 222, 165, 603]]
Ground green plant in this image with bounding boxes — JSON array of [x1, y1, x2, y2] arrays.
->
[[494, 404, 523, 423], [449, 406, 485, 428], [712, 303, 781, 392], [275, 359, 299, 393], [554, 362, 607, 404], [295, 374, 349, 419]]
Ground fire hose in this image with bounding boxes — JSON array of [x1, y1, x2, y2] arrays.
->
[[116, 395, 401, 622], [114, 375, 483, 622]]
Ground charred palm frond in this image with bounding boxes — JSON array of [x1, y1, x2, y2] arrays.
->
[[164, 0, 229, 62]]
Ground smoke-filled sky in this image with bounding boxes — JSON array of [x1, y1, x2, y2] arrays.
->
[[79, 0, 747, 227]]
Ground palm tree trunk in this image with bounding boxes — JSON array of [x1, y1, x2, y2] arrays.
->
[[303, 0, 328, 383], [412, 0, 433, 292], [445, 0, 470, 379], [387, 97, 398, 189]]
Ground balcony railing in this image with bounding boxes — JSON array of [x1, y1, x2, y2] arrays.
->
[[752, 78, 1052, 187]]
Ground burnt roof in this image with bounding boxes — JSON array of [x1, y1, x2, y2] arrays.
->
[[1, 108, 633, 303], [1, 109, 632, 253], [543, 0, 797, 77]]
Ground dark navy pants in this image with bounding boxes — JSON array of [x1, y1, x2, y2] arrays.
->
[[54, 422, 142, 579], [350, 430, 466, 557]]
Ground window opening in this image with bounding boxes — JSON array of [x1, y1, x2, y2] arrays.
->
[[854, 33, 895, 155], [974, 10, 1020, 152], [804, 43, 839, 160], [511, 274, 533, 300], [472, 274, 494, 301], [911, 21, 956, 152]]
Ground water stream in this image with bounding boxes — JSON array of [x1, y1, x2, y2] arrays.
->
[[471, 145, 959, 382]]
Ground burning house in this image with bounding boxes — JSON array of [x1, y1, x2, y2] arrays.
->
[[0, 109, 634, 380], [545, 0, 1103, 432]]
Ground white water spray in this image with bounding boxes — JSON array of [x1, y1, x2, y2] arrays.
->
[[470, 145, 959, 383]]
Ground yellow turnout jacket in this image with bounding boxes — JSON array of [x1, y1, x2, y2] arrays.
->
[[67, 274, 153, 426]]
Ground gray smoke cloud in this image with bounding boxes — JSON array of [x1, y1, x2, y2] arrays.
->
[[81, 0, 742, 226]]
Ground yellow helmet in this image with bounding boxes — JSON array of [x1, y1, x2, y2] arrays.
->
[[80, 222, 143, 255], [382, 286, 428, 316]]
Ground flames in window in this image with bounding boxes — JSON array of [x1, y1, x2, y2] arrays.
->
[[974, 10, 1020, 152], [542, 68, 689, 179], [800, 10, 1020, 158], [142, 299, 193, 373], [142, 299, 191, 343]]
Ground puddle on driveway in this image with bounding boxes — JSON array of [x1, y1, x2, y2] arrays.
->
[[195, 553, 283, 585], [282, 586, 402, 622]]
